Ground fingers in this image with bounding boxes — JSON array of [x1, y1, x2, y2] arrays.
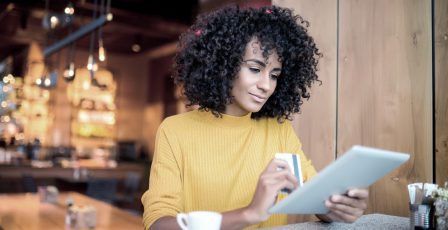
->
[[248, 162, 298, 221], [329, 194, 367, 210], [268, 179, 297, 193], [324, 190, 368, 223], [246, 158, 301, 223], [347, 188, 369, 200], [259, 169, 298, 190], [262, 159, 298, 186], [325, 198, 364, 217], [272, 170, 298, 186], [265, 158, 293, 173]]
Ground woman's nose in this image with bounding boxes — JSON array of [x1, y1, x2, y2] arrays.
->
[[256, 75, 271, 91]]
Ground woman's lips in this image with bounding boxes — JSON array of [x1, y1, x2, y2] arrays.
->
[[249, 93, 266, 103]]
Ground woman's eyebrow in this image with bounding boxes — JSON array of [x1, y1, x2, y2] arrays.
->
[[243, 59, 266, 66], [243, 59, 282, 72]]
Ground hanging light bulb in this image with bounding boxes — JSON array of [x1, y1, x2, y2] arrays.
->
[[44, 77, 51, 87], [49, 15, 59, 29], [98, 39, 106, 62], [65, 40, 77, 82], [89, 59, 97, 81], [131, 43, 141, 53], [131, 34, 142, 53], [97, 0, 107, 62], [4, 74, 15, 84], [87, 54, 94, 70], [64, 2, 75, 15], [63, 62, 76, 81]]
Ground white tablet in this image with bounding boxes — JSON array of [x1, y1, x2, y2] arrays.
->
[[269, 145, 410, 214]]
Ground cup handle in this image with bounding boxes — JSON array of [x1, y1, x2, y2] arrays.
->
[[176, 213, 189, 230]]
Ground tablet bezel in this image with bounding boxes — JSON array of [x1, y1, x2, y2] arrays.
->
[[268, 145, 410, 214]]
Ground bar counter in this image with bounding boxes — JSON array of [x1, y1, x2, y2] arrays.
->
[[0, 161, 145, 180], [0, 192, 143, 230]]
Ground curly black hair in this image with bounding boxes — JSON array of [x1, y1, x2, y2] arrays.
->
[[173, 5, 321, 120]]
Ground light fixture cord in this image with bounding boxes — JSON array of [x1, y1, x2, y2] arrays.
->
[[98, 0, 105, 61], [88, 0, 98, 78], [66, 6, 76, 71], [42, 0, 51, 80], [106, 0, 111, 15]]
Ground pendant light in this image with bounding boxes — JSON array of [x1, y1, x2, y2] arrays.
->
[[63, 42, 76, 81], [87, 0, 98, 81], [63, 3, 76, 82], [98, 0, 106, 62]]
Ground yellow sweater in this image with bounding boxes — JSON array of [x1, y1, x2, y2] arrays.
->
[[141, 110, 317, 229]]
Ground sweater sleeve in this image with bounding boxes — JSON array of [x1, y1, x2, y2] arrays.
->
[[141, 121, 183, 229], [284, 120, 317, 182]]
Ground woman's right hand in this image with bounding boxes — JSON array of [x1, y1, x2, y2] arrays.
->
[[151, 159, 299, 230], [244, 158, 298, 224]]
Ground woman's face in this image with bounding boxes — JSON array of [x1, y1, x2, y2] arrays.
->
[[225, 39, 282, 116]]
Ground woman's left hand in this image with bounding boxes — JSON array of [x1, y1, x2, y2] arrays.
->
[[322, 188, 369, 223]]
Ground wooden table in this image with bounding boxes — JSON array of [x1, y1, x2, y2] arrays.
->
[[0, 192, 143, 230]]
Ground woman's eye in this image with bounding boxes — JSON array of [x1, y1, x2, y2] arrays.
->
[[249, 67, 260, 73], [270, 74, 279, 80]]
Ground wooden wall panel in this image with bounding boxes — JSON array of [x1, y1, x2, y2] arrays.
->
[[435, 0, 448, 187], [274, 0, 337, 223], [273, 0, 337, 172], [338, 0, 432, 216]]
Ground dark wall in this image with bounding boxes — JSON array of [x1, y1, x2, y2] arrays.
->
[[147, 55, 174, 104]]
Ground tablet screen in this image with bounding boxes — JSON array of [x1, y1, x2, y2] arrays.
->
[[269, 145, 410, 214]]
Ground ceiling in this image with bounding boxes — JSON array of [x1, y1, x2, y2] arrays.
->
[[0, 0, 199, 61]]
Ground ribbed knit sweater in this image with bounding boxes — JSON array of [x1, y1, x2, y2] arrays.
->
[[141, 109, 317, 229]]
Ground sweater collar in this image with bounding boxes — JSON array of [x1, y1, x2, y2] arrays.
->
[[198, 109, 253, 127]]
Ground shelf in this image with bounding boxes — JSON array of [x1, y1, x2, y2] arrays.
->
[[71, 122, 114, 139], [75, 110, 116, 125], [68, 68, 117, 150], [70, 136, 115, 148]]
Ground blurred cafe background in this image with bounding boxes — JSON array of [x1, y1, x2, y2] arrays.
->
[[0, 0, 447, 229], [0, 0, 204, 216], [0, 0, 272, 224]]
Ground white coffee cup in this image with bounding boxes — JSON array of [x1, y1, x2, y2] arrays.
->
[[176, 211, 222, 230]]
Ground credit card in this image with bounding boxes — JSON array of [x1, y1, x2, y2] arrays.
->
[[275, 153, 303, 194]]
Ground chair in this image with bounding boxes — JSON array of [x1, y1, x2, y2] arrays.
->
[[21, 174, 37, 193], [117, 141, 138, 162], [114, 173, 141, 210], [86, 178, 117, 203], [123, 173, 141, 199]]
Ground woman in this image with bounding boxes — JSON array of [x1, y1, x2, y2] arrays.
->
[[141, 5, 368, 230]]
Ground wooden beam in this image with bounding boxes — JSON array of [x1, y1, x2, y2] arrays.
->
[[27, 8, 182, 40], [44, 14, 112, 57], [77, 2, 190, 35]]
